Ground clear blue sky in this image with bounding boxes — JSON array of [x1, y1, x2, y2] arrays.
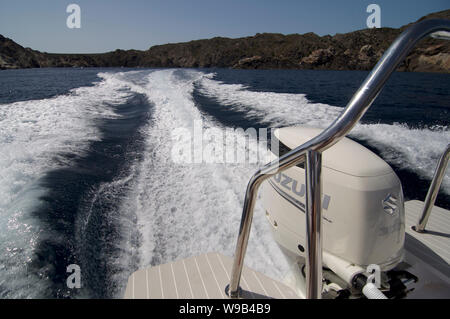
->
[[0, 0, 448, 53]]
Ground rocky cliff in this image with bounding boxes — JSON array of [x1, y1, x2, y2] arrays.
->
[[1, 9, 449, 72]]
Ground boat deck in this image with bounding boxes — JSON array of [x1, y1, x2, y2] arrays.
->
[[124, 252, 299, 299], [403, 200, 450, 298], [124, 200, 450, 299], [405, 200, 449, 266]]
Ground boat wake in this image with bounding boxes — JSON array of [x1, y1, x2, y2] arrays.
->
[[0, 68, 447, 298], [197, 74, 450, 195], [0, 74, 132, 297], [118, 69, 289, 288]]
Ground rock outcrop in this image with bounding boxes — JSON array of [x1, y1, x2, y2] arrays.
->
[[1, 9, 449, 73]]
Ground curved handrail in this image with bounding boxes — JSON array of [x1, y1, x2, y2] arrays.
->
[[228, 19, 450, 299]]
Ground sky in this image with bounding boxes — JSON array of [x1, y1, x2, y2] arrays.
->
[[0, 0, 448, 53]]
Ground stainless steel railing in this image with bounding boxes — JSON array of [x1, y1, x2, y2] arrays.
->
[[227, 19, 450, 299], [414, 144, 450, 233]]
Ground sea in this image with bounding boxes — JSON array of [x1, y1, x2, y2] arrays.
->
[[0, 67, 448, 298]]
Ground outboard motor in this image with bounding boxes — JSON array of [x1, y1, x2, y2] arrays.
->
[[261, 127, 414, 298]]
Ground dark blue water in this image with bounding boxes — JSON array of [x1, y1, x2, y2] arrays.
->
[[0, 67, 448, 298], [0, 68, 102, 104], [206, 68, 450, 128]]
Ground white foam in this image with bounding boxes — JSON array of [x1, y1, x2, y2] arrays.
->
[[197, 76, 341, 127], [3, 68, 446, 298], [198, 75, 450, 194], [119, 69, 290, 293], [0, 73, 133, 297]]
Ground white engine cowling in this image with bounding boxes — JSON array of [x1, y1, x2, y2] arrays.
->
[[261, 127, 405, 275]]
